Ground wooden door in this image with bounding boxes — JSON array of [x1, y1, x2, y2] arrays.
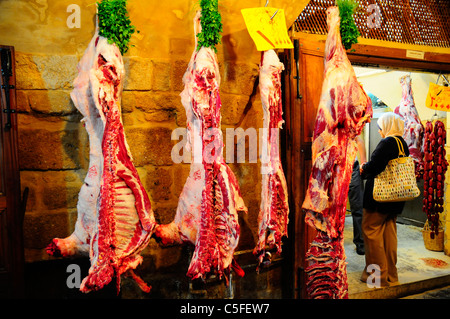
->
[[283, 39, 324, 298], [0, 45, 25, 298]]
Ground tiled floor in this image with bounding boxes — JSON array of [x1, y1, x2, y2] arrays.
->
[[344, 215, 450, 298]]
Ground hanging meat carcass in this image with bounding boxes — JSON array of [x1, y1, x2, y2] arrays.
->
[[154, 11, 247, 282], [301, 6, 372, 299], [394, 74, 425, 179], [46, 20, 155, 293], [253, 50, 289, 266]]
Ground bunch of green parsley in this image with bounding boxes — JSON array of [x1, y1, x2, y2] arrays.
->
[[336, 0, 360, 50], [97, 0, 136, 54], [196, 0, 223, 52]]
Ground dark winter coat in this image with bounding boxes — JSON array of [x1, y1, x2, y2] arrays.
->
[[361, 135, 410, 215]]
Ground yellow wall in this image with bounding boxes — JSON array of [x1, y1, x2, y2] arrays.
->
[[0, 0, 309, 61]]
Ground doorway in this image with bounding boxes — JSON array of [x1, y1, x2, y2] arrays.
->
[[0, 45, 25, 298], [353, 66, 448, 226], [283, 34, 450, 298]]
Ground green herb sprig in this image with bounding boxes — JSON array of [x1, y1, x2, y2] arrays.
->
[[196, 0, 222, 52], [97, 0, 136, 55], [336, 0, 360, 50]]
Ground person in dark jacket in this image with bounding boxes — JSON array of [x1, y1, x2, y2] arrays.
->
[[359, 112, 408, 287], [348, 136, 367, 256]]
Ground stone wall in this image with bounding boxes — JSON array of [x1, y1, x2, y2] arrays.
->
[[14, 46, 288, 297]]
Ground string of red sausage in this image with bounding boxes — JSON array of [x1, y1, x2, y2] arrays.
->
[[423, 120, 448, 238]]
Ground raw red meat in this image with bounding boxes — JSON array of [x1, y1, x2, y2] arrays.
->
[[305, 232, 347, 299], [154, 11, 247, 282], [301, 6, 372, 299], [47, 23, 155, 293], [394, 74, 425, 179], [253, 50, 289, 266]]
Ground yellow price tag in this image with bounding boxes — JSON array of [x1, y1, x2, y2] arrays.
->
[[241, 7, 293, 51], [426, 82, 450, 112]]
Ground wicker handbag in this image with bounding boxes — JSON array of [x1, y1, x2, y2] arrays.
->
[[373, 136, 420, 202]]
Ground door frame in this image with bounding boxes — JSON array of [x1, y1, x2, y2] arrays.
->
[[283, 33, 450, 298], [0, 45, 24, 298]]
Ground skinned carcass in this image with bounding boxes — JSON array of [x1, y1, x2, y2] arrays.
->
[[301, 6, 372, 299], [394, 74, 425, 179], [253, 50, 289, 266], [154, 11, 247, 282], [46, 22, 155, 293]]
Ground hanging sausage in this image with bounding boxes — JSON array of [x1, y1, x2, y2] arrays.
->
[[422, 120, 448, 238]]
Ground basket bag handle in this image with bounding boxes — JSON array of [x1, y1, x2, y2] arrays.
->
[[393, 136, 406, 158]]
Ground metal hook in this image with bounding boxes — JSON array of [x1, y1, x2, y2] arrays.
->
[[264, 1, 278, 21], [431, 112, 439, 122], [270, 9, 279, 20], [435, 72, 449, 86], [436, 72, 442, 85]]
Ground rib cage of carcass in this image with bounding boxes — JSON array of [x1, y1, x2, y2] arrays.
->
[[301, 6, 372, 299], [253, 50, 289, 266], [154, 11, 247, 282], [46, 21, 155, 293]]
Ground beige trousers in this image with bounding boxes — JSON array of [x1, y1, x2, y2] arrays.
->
[[360, 208, 399, 287]]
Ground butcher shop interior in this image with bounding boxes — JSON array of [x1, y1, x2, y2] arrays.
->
[[1, 0, 450, 305]]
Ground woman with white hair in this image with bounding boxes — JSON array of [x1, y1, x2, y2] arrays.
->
[[359, 112, 408, 287]]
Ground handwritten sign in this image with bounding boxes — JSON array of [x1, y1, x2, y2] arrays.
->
[[241, 7, 293, 51], [426, 82, 450, 112]]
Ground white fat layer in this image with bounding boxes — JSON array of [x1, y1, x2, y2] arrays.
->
[[70, 26, 105, 254]]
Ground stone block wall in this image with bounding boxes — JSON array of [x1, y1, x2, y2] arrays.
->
[[14, 46, 287, 297], [2, 0, 300, 298]]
